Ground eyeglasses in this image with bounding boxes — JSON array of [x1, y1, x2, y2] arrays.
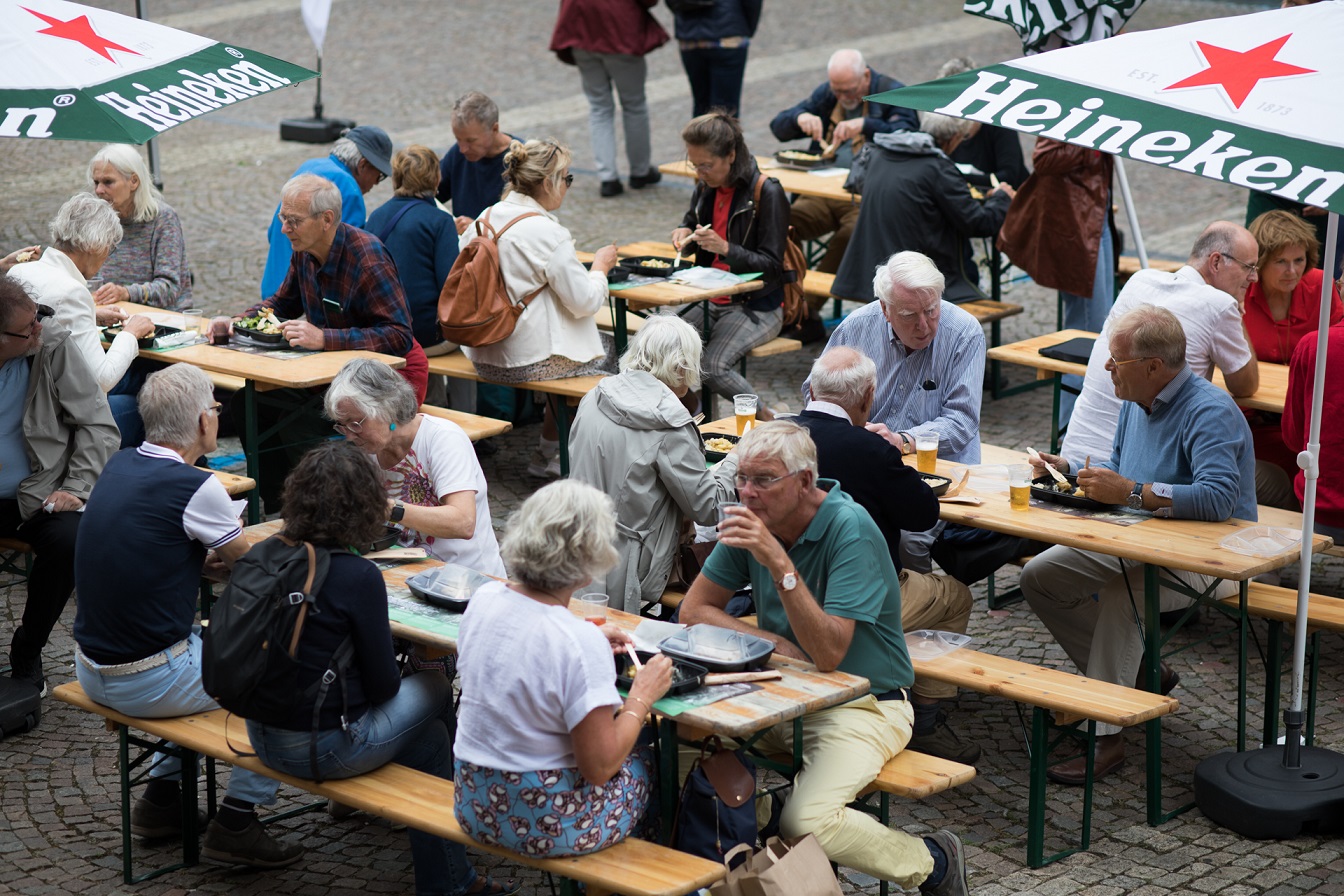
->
[[279, 212, 318, 229], [1220, 252, 1259, 274], [1108, 355, 1155, 368], [332, 416, 366, 435], [2, 303, 53, 340], [207, 403, 222, 416], [734, 470, 801, 491], [562, 173, 574, 188]]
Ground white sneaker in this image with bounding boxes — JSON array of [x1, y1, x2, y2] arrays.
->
[[526, 451, 561, 479]]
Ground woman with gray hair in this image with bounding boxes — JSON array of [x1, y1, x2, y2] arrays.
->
[[569, 314, 738, 612], [325, 357, 504, 576], [88, 143, 194, 310], [454, 480, 673, 857], [8, 193, 156, 445]]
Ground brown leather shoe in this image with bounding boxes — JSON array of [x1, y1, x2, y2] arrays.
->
[[1135, 661, 1181, 696], [1046, 733, 1125, 785]]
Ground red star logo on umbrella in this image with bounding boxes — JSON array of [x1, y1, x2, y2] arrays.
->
[[1164, 35, 1314, 109], [24, 7, 142, 63]]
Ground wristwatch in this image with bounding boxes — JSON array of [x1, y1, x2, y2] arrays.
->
[[389, 501, 406, 523], [1127, 482, 1145, 511], [777, 570, 798, 592]]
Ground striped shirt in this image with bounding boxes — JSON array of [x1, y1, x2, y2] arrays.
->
[[805, 300, 984, 463]]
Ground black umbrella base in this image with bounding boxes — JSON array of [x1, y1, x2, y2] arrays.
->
[[280, 116, 356, 144], [1195, 745, 1344, 839]]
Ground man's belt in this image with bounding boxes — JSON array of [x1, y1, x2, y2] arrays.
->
[[76, 638, 191, 677]]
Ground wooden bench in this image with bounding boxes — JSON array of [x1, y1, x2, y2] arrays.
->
[[1221, 581, 1344, 749], [206, 371, 246, 393], [53, 681, 724, 895], [912, 646, 1178, 868], [1117, 255, 1184, 280], [416, 403, 513, 442]]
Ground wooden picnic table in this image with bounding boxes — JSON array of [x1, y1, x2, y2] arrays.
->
[[930, 451, 1330, 824], [659, 156, 855, 204]]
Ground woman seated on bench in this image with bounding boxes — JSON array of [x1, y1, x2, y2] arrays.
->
[[246, 441, 518, 896], [454, 480, 673, 856]]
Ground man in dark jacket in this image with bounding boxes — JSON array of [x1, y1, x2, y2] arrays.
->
[[770, 49, 917, 281], [798, 346, 979, 764]]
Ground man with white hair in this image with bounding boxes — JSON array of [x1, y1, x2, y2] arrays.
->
[[1025, 305, 1256, 785], [799, 347, 978, 764], [807, 251, 984, 570], [260, 125, 393, 296], [769, 49, 917, 289], [683, 420, 972, 896], [73, 363, 303, 868]]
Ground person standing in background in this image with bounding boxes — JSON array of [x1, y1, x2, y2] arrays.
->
[[670, 0, 760, 119]]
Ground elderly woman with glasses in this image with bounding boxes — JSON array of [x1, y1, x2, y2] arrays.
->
[[454, 480, 673, 858], [462, 138, 619, 478], [87, 144, 193, 310], [570, 314, 738, 613], [325, 357, 504, 576], [8, 193, 157, 445]]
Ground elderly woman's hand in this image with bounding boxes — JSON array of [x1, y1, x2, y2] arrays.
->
[[95, 305, 127, 327], [0, 246, 40, 273], [599, 624, 633, 653], [630, 653, 674, 704], [123, 314, 156, 339], [592, 244, 619, 274], [688, 224, 728, 257], [93, 282, 130, 305]]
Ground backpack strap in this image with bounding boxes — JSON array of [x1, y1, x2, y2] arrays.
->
[[308, 635, 356, 783], [481, 210, 548, 310], [286, 542, 319, 657], [371, 197, 431, 243]]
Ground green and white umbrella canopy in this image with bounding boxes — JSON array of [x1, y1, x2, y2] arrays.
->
[[873, 2, 1344, 212], [964, 0, 1145, 54], [1, 0, 317, 143]]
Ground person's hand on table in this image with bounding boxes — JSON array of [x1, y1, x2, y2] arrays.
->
[[629, 653, 674, 705], [41, 490, 83, 513], [95, 305, 127, 327], [281, 319, 324, 350], [1029, 450, 1069, 478], [686, 224, 728, 256], [795, 112, 824, 142], [454, 215, 474, 235], [832, 118, 864, 143], [1075, 467, 1131, 505], [93, 282, 130, 305], [592, 243, 619, 274], [123, 313, 155, 339]]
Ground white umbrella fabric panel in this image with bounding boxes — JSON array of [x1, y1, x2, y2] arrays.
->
[[964, 0, 1146, 54], [1, 0, 317, 143]]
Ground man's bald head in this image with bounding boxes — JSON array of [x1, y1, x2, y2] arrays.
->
[[1189, 220, 1260, 303]]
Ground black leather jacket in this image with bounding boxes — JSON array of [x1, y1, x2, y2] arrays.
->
[[678, 160, 788, 311]]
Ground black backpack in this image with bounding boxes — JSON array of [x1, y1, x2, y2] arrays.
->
[[201, 536, 354, 781]]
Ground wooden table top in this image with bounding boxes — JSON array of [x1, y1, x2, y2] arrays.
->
[[659, 156, 856, 204], [212, 470, 256, 497], [931, 454, 1329, 580], [576, 247, 764, 311], [116, 303, 406, 391], [987, 329, 1290, 414]]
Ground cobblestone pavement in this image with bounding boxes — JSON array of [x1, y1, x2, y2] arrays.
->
[[6, 1, 1344, 894]]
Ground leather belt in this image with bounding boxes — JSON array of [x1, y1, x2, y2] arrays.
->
[[77, 638, 190, 677], [876, 687, 910, 702]]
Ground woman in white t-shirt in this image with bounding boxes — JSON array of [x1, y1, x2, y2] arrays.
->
[[453, 480, 673, 857], [324, 358, 504, 576]]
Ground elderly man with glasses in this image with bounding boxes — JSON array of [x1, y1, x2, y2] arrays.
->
[[1025, 305, 1257, 785], [0, 276, 119, 698], [682, 419, 973, 896]]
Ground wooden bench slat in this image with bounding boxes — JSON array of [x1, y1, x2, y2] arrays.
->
[[416, 404, 513, 442], [0, 537, 33, 552], [1224, 582, 1344, 632], [861, 749, 977, 800], [803, 270, 1022, 324], [424, 352, 604, 403]]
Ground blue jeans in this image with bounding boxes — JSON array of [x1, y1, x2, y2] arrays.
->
[[247, 672, 475, 896], [74, 632, 279, 806], [680, 45, 748, 118], [108, 359, 153, 448], [1058, 221, 1115, 427]]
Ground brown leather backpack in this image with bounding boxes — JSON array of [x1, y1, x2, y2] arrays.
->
[[437, 210, 545, 347]]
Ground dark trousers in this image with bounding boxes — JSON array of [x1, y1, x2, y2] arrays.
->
[[680, 46, 749, 118], [1, 500, 81, 663], [229, 387, 333, 513]]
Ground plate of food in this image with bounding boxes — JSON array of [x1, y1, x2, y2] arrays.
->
[[233, 310, 287, 344], [772, 149, 830, 170], [659, 624, 775, 673], [702, 433, 740, 462], [1030, 473, 1109, 511], [619, 255, 678, 278], [616, 651, 707, 697], [583, 261, 630, 283], [102, 323, 182, 350], [919, 472, 952, 497]]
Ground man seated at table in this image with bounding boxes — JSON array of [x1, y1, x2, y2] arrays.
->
[[437, 91, 518, 235], [234, 173, 427, 512], [1062, 221, 1260, 470], [798, 346, 978, 764], [1024, 305, 1256, 784], [72, 363, 303, 868], [682, 421, 972, 896], [1, 275, 119, 697], [260, 125, 393, 297], [769, 49, 916, 281], [806, 251, 983, 571]]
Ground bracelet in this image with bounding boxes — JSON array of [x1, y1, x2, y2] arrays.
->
[[628, 695, 653, 714], [620, 710, 644, 723]]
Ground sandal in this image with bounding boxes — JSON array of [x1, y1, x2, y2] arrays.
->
[[464, 875, 522, 896]]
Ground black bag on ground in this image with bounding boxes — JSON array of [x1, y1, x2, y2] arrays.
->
[[0, 677, 42, 740], [201, 536, 354, 780], [673, 736, 759, 862]]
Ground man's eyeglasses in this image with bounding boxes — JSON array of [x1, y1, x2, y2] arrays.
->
[[279, 212, 318, 229], [1108, 355, 1154, 368], [1220, 252, 1259, 274], [2, 304, 53, 340], [332, 416, 366, 436], [734, 470, 801, 491]]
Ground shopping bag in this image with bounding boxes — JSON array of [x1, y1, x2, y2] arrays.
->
[[707, 834, 842, 896]]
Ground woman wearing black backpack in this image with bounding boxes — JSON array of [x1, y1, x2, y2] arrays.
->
[[245, 441, 519, 896]]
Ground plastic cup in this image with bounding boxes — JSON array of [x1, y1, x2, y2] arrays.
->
[[181, 308, 202, 336], [85, 277, 104, 294], [1009, 464, 1033, 511], [915, 433, 940, 474], [733, 394, 757, 435], [717, 501, 744, 529], [576, 593, 609, 625], [210, 317, 233, 345]]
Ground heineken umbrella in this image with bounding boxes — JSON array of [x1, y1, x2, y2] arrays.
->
[[873, 0, 1344, 838], [964, 0, 1146, 55], [0, 0, 317, 143]]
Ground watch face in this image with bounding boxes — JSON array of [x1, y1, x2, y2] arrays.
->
[[1128, 493, 1143, 509], [780, 572, 797, 590]]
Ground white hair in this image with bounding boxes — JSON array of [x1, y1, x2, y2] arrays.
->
[[827, 48, 865, 79], [281, 174, 342, 217], [325, 357, 418, 426], [88, 144, 161, 223], [873, 251, 945, 307], [736, 420, 819, 481], [330, 136, 363, 170], [808, 347, 876, 409], [501, 480, 619, 592], [140, 364, 214, 447], [619, 314, 703, 391], [919, 110, 974, 146], [49, 192, 123, 256]]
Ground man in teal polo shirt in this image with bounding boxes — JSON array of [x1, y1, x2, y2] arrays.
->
[[682, 420, 970, 896]]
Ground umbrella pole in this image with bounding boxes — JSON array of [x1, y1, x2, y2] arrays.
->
[[1114, 158, 1147, 269], [313, 53, 325, 122], [134, 0, 164, 192]]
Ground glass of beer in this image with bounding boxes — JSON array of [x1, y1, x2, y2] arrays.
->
[[915, 433, 939, 474], [576, 593, 609, 625], [1009, 464, 1033, 511], [733, 394, 758, 435]]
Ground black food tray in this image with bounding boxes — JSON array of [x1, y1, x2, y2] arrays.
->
[[1031, 473, 1109, 511], [702, 432, 740, 463], [616, 651, 707, 696], [619, 255, 678, 278]]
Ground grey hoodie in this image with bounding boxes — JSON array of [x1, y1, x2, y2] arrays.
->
[[569, 369, 738, 613]]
